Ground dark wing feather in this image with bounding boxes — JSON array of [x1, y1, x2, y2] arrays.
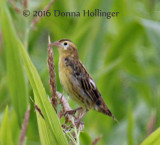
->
[[65, 57, 101, 103]]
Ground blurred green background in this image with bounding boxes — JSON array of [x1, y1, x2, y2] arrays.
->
[[0, 0, 160, 145]]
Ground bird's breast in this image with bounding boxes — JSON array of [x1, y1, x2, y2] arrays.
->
[[59, 57, 72, 93], [58, 56, 89, 108], [59, 57, 78, 98]]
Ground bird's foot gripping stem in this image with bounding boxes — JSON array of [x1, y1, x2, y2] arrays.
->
[[64, 107, 83, 116], [75, 109, 88, 125]]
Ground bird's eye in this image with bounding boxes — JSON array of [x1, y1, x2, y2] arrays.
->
[[64, 42, 68, 46]]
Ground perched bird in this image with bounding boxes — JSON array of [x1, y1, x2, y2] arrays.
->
[[53, 39, 118, 122]]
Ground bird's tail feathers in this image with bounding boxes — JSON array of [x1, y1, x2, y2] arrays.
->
[[98, 105, 119, 124]]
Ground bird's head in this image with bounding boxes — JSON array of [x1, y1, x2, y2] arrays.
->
[[53, 39, 79, 59]]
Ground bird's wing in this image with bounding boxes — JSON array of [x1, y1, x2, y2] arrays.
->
[[65, 57, 101, 103], [65, 57, 119, 122]]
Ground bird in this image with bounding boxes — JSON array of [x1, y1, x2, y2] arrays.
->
[[53, 39, 118, 122]]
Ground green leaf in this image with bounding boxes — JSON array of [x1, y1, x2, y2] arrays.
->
[[17, 40, 69, 144], [0, 106, 14, 145], [80, 132, 92, 145], [10, 111, 21, 145], [141, 128, 160, 145], [36, 113, 56, 144], [0, 1, 28, 125], [0, 1, 69, 145]]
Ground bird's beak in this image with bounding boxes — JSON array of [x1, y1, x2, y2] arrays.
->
[[52, 41, 61, 47]]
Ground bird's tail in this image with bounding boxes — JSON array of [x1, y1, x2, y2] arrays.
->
[[98, 104, 119, 124], [103, 108, 119, 124]]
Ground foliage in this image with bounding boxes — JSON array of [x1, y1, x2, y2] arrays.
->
[[141, 128, 160, 145], [0, 0, 160, 144]]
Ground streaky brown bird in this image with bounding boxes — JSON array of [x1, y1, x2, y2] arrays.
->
[[53, 39, 118, 122]]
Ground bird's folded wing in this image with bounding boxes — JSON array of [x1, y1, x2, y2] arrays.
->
[[66, 58, 101, 103]]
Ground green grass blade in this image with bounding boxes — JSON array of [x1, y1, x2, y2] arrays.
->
[[141, 128, 160, 145], [0, 2, 68, 145], [37, 113, 56, 145], [18, 41, 69, 145], [0, 106, 14, 145], [0, 2, 28, 125]]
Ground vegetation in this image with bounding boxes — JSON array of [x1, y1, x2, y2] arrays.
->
[[0, 0, 160, 145]]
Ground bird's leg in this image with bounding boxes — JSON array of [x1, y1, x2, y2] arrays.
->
[[77, 108, 83, 118], [64, 107, 83, 116], [75, 109, 88, 124]]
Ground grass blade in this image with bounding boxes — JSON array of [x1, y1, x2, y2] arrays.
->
[[0, 1, 28, 125], [18, 41, 69, 145], [0, 1, 68, 145], [141, 128, 160, 145], [37, 114, 56, 145], [0, 106, 14, 145]]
